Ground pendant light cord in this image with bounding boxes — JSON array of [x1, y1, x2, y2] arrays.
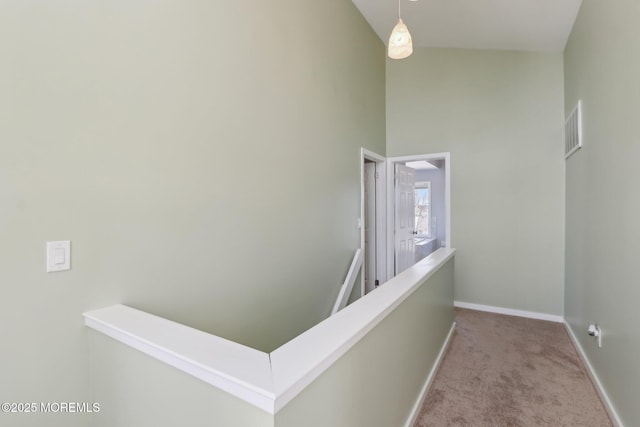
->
[[398, 0, 402, 20]]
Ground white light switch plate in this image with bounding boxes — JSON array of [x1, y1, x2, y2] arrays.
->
[[46, 241, 71, 272]]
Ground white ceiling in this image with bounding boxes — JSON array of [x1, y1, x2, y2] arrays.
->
[[351, 0, 583, 52]]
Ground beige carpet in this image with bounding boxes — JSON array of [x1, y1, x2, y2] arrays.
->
[[415, 308, 612, 427]]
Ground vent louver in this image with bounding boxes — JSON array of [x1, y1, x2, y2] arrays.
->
[[565, 100, 582, 159]]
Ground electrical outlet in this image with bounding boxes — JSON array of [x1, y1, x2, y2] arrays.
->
[[587, 322, 602, 348], [596, 325, 602, 348]]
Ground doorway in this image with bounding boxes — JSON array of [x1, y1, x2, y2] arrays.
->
[[386, 153, 451, 279], [360, 149, 386, 297], [359, 150, 451, 290]]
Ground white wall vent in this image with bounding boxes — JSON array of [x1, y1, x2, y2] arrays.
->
[[565, 100, 582, 159]]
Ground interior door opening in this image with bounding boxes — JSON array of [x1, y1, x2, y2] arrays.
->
[[358, 150, 450, 298], [360, 149, 386, 297], [364, 160, 377, 294], [387, 154, 451, 279]]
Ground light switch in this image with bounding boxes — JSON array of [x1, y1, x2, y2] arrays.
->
[[54, 248, 65, 264], [46, 241, 71, 272]]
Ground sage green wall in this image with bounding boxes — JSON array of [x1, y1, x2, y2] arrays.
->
[[564, 2, 640, 424], [0, 1, 384, 425], [386, 49, 565, 315], [88, 332, 273, 427], [275, 258, 454, 427]]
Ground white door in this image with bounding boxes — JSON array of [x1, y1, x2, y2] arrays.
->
[[394, 164, 416, 274], [364, 162, 377, 294]]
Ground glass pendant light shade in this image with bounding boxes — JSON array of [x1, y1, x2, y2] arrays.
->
[[388, 18, 413, 59]]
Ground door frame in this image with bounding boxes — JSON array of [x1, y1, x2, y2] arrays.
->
[[360, 148, 387, 296], [359, 149, 452, 290], [386, 153, 451, 280]]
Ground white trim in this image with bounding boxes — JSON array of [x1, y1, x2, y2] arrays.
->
[[387, 153, 451, 281], [83, 305, 275, 413], [564, 322, 624, 427], [403, 321, 456, 427], [361, 148, 387, 295], [375, 164, 387, 285], [361, 147, 386, 163], [453, 301, 564, 323], [445, 153, 451, 249], [565, 100, 583, 159], [271, 248, 456, 412], [331, 249, 363, 315], [84, 249, 456, 416], [386, 159, 395, 280]]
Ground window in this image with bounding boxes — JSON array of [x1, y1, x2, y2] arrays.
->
[[415, 181, 431, 237]]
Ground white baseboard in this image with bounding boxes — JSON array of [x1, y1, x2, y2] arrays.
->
[[404, 322, 456, 427], [564, 322, 624, 427], [454, 301, 564, 323]]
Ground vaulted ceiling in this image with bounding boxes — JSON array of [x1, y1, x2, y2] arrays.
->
[[351, 0, 583, 52]]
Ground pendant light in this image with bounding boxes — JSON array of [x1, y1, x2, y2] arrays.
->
[[388, 0, 413, 59]]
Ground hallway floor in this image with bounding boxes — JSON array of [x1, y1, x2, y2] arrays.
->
[[414, 308, 612, 427]]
